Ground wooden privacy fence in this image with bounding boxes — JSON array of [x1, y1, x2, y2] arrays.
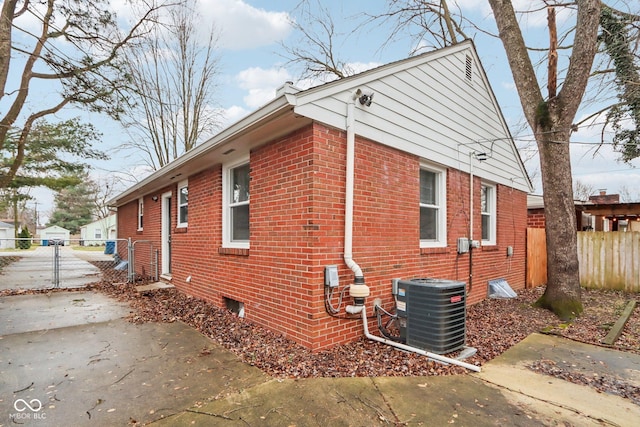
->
[[527, 230, 640, 292], [578, 231, 640, 292], [526, 228, 547, 288]]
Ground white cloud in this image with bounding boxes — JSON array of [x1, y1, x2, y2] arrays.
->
[[346, 61, 383, 75], [220, 105, 250, 127], [110, 0, 292, 50], [501, 81, 516, 91], [233, 60, 383, 110], [236, 66, 292, 108], [197, 0, 292, 50]]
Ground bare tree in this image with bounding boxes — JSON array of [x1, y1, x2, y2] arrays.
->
[[573, 179, 596, 202], [366, 0, 467, 51], [281, 1, 353, 82], [120, 3, 222, 170], [0, 0, 165, 189], [282, 0, 466, 82], [619, 185, 640, 202], [88, 174, 123, 220]]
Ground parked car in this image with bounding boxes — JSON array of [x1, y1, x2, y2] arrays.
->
[[48, 238, 64, 246]]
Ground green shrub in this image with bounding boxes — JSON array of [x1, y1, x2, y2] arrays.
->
[[17, 227, 31, 249]]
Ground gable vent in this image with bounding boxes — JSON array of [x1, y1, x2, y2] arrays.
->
[[465, 54, 473, 82]]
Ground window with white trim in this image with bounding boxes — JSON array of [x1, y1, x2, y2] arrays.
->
[[222, 157, 250, 248], [94, 229, 102, 239], [481, 183, 496, 245], [177, 179, 188, 227], [137, 198, 144, 230], [420, 164, 447, 247]]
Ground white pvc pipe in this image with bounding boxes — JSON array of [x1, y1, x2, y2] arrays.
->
[[360, 306, 481, 372], [344, 92, 363, 278]]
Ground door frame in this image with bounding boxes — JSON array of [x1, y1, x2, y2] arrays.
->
[[161, 191, 172, 278]]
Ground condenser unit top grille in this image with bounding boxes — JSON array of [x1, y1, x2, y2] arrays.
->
[[405, 278, 464, 289]]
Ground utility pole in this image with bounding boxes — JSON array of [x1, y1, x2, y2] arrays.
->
[[34, 200, 39, 229]]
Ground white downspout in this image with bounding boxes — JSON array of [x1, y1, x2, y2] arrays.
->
[[359, 306, 481, 372], [345, 91, 363, 279], [469, 151, 474, 243]]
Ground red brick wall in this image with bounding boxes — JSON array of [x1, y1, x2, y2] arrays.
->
[[117, 189, 171, 278], [117, 122, 528, 351], [527, 209, 546, 228]]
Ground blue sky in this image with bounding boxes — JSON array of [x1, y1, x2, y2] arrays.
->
[[121, 0, 640, 199], [7, 0, 640, 219]]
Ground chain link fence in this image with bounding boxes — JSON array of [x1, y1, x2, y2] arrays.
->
[[0, 238, 158, 291]]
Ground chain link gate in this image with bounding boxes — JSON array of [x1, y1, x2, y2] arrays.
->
[[128, 239, 158, 284]]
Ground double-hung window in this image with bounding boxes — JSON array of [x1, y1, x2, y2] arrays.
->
[[223, 157, 250, 248], [137, 198, 144, 230], [481, 183, 496, 245], [419, 164, 447, 247], [177, 180, 188, 228]]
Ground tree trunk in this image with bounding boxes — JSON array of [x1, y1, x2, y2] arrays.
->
[[536, 123, 582, 319], [489, 0, 601, 319]]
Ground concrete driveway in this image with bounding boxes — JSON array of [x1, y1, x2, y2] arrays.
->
[[0, 246, 110, 291], [0, 292, 269, 426], [2, 289, 639, 426]]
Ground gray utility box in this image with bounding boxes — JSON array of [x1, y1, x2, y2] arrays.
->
[[396, 278, 466, 354]]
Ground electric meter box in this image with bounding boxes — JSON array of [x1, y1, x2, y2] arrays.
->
[[396, 278, 466, 354]]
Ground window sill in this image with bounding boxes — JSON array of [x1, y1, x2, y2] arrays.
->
[[218, 247, 250, 256], [136, 229, 143, 235]]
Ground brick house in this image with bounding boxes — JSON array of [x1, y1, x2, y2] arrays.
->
[[528, 192, 640, 232], [109, 41, 532, 351]]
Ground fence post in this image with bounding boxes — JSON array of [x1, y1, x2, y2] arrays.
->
[[154, 249, 159, 282], [52, 242, 60, 288], [127, 237, 134, 283]]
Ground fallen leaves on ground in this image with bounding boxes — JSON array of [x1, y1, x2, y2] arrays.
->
[[529, 359, 640, 406], [84, 278, 639, 382], [3, 264, 639, 404]]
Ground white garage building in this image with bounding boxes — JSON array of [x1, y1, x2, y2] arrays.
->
[[40, 225, 71, 245], [0, 221, 16, 249]]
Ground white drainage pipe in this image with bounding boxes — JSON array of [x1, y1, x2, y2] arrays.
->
[[358, 306, 481, 372], [344, 91, 364, 279]]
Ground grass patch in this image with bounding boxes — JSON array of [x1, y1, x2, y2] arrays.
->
[[72, 246, 106, 252]]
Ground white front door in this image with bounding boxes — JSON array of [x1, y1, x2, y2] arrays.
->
[[161, 192, 172, 277]]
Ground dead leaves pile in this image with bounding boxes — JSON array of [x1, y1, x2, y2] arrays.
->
[[88, 278, 640, 381]]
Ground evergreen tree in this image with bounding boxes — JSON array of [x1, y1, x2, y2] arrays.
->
[[48, 173, 96, 234], [17, 227, 31, 249]]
